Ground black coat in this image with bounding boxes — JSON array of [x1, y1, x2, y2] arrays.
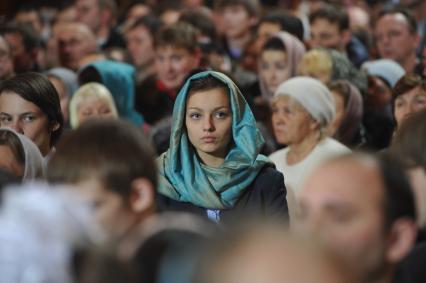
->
[[156, 165, 289, 224]]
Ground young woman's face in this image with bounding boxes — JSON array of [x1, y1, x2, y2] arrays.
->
[[259, 50, 289, 95], [0, 92, 52, 156], [271, 96, 318, 145], [394, 86, 426, 127], [0, 144, 23, 177], [185, 87, 232, 165], [77, 96, 116, 126]]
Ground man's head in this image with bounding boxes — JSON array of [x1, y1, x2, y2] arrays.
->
[[75, 0, 116, 34], [47, 119, 157, 245], [14, 4, 44, 37], [154, 22, 200, 91], [309, 4, 351, 52], [296, 153, 417, 283], [216, 0, 258, 40], [374, 8, 419, 71], [0, 24, 40, 73], [391, 109, 426, 228], [56, 22, 97, 71], [125, 15, 161, 69], [0, 35, 14, 80]]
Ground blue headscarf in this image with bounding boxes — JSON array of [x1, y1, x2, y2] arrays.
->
[[157, 71, 272, 209], [83, 60, 144, 125]]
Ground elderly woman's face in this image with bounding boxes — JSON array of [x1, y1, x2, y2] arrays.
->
[[0, 92, 52, 156], [394, 86, 426, 127], [271, 96, 318, 145]]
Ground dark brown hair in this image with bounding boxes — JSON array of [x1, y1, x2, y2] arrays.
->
[[154, 22, 198, 53], [0, 72, 64, 146], [392, 73, 426, 102], [47, 119, 157, 199]]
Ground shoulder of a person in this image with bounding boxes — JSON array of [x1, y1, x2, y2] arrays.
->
[[317, 138, 351, 154], [252, 165, 284, 188], [269, 147, 288, 161]]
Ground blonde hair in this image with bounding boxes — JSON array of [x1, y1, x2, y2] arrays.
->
[[69, 82, 118, 128], [298, 49, 332, 81]]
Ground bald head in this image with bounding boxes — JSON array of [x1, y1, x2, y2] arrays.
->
[[56, 22, 98, 70], [197, 225, 358, 283]]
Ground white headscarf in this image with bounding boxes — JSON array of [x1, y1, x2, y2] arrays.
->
[[274, 76, 335, 128], [0, 182, 105, 283]]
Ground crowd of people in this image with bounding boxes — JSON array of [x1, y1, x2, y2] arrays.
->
[[0, 0, 426, 282]]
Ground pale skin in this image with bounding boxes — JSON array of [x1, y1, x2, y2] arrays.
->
[[296, 157, 417, 283], [76, 96, 116, 126], [155, 46, 200, 91], [394, 86, 426, 128], [0, 92, 58, 156], [271, 96, 320, 165], [185, 87, 232, 168], [259, 50, 289, 95]]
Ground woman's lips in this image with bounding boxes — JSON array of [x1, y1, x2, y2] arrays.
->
[[201, 136, 216, 143]]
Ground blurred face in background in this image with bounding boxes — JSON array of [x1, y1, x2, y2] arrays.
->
[[259, 49, 289, 94], [271, 96, 318, 146], [394, 86, 426, 127], [125, 25, 155, 68], [155, 46, 199, 90], [222, 4, 256, 39], [296, 159, 389, 283]]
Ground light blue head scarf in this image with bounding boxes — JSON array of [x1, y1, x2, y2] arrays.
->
[[157, 71, 272, 209], [82, 60, 144, 125]]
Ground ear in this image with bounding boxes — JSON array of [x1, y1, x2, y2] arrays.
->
[[386, 218, 417, 263], [129, 177, 155, 213], [309, 118, 321, 132], [51, 122, 60, 132]]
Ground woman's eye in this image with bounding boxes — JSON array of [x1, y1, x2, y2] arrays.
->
[[0, 115, 11, 123], [190, 113, 201, 119], [22, 115, 35, 123], [215, 111, 228, 119]]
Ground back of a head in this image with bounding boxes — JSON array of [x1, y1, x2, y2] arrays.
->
[[47, 119, 157, 197]]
